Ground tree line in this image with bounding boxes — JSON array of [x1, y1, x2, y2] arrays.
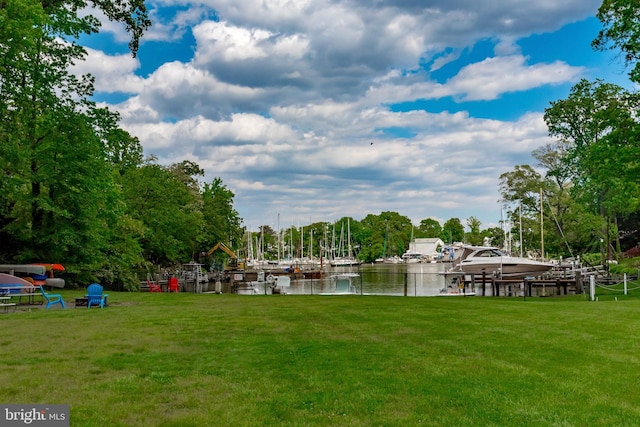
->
[[2, 0, 639, 288], [0, 0, 242, 289], [245, 214, 502, 265], [499, 0, 640, 264]]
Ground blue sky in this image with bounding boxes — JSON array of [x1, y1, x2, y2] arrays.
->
[[75, 0, 636, 232]]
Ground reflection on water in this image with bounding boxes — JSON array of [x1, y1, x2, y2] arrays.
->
[[264, 263, 458, 296]]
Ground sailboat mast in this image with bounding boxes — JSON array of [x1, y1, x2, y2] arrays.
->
[[540, 188, 544, 260], [383, 223, 388, 258], [277, 213, 281, 261], [347, 218, 352, 258], [289, 226, 293, 259], [519, 201, 523, 258]]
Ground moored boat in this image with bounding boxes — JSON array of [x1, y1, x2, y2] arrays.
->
[[401, 250, 424, 263], [320, 272, 359, 295], [448, 246, 554, 279], [330, 257, 361, 267]]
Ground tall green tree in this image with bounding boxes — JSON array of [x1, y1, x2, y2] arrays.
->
[[545, 80, 639, 206], [465, 216, 482, 245], [201, 177, 243, 253], [499, 166, 546, 254], [418, 218, 442, 238], [0, 0, 150, 284], [358, 211, 413, 261], [254, 225, 278, 260], [593, 0, 640, 83], [440, 218, 464, 243], [121, 159, 205, 265], [91, 107, 143, 176], [544, 79, 640, 258], [482, 227, 504, 248]]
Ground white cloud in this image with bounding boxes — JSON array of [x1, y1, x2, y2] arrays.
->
[[71, 47, 144, 93], [446, 56, 584, 101], [193, 20, 309, 64], [194, 21, 273, 61], [80, 0, 612, 229], [430, 50, 462, 72]]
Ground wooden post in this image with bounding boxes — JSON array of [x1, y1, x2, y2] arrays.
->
[[403, 272, 407, 296], [575, 271, 583, 294]]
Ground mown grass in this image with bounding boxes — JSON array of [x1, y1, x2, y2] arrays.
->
[[2, 291, 640, 426]]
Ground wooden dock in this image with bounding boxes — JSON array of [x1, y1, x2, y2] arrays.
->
[[447, 271, 585, 297]]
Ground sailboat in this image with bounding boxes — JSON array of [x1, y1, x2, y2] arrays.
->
[[401, 225, 424, 263], [330, 219, 361, 266]]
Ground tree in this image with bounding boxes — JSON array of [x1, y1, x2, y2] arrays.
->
[[252, 225, 277, 260], [544, 79, 640, 259], [121, 159, 205, 265], [0, 0, 151, 285], [358, 211, 413, 261], [499, 165, 545, 213], [304, 222, 332, 261], [499, 166, 544, 254], [90, 107, 143, 176], [418, 218, 442, 238], [593, 0, 640, 83], [465, 217, 482, 245], [201, 177, 243, 254], [482, 227, 504, 248], [441, 218, 465, 243], [531, 143, 574, 244]]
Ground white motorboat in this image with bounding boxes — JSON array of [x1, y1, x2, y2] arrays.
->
[[320, 272, 359, 295], [448, 246, 555, 278], [401, 250, 424, 263], [330, 257, 361, 267]]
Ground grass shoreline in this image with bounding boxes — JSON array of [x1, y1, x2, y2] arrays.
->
[[2, 292, 640, 425]]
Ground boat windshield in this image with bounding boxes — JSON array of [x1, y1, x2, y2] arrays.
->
[[472, 249, 507, 257]]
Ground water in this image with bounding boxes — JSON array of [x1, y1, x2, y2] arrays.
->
[[361, 263, 451, 296], [256, 263, 456, 296]]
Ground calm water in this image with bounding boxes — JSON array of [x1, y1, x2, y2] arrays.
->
[[267, 263, 456, 296]]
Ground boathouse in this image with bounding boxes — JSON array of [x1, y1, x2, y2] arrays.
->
[[409, 238, 445, 260]]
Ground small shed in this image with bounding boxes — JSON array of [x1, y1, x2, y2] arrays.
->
[[409, 238, 445, 260]]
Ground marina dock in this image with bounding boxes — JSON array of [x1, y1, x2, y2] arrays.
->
[[137, 262, 608, 297]]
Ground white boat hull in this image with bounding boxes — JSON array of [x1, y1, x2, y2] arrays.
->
[[450, 246, 554, 279], [456, 259, 554, 278], [330, 259, 361, 267]]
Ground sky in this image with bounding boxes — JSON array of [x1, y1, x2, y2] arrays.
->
[[74, 0, 636, 232]]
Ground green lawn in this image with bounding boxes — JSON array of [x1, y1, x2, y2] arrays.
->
[[2, 292, 640, 426]]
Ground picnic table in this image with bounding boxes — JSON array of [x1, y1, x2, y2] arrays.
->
[[0, 295, 16, 313], [0, 285, 43, 305]]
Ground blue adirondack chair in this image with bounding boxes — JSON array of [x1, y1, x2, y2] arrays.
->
[[86, 283, 108, 309], [39, 286, 66, 309]]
